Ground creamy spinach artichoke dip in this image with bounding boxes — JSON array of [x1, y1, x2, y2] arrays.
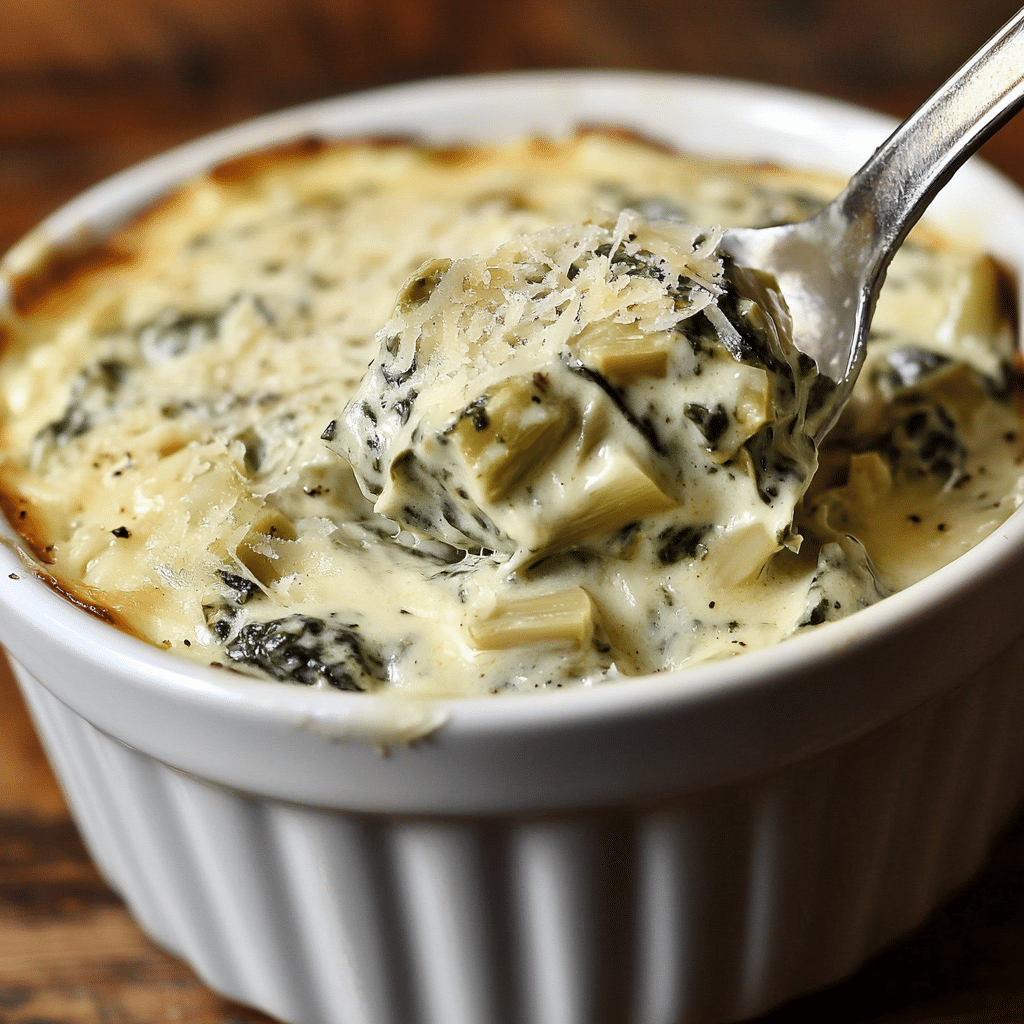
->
[[0, 131, 1020, 696]]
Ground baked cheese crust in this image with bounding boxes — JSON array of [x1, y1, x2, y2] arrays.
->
[[0, 131, 1019, 695]]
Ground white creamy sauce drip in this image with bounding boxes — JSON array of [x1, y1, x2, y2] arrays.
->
[[0, 133, 1020, 696]]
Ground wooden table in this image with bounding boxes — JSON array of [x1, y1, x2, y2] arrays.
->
[[7, 2, 1024, 1021]]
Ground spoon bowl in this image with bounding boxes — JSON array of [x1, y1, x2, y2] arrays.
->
[[722, 5, 1024, 441]]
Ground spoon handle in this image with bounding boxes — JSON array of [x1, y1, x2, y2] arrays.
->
[[839, 7, 1024, 277]]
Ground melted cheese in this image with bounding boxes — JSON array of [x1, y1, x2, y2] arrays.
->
[[0, 132, 1019, 695]]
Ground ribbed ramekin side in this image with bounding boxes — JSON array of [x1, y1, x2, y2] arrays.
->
[[13, 640, 1024, 1024], [756, 635, 1024, 1021], [626, 723, 927, 1024], [13, 656, 149, 902], [15, 662, 298, 1012], [265, 802, 422, 1024], [860, 637, 1024, 954]]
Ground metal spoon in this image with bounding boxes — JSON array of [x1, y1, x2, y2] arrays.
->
[[720, 6, 1024, 441]]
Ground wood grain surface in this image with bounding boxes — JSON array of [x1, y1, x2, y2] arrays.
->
[[6, 2, 1024, 1022]]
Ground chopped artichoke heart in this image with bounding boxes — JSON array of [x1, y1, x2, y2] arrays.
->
[[544, 449, 676, 551], [452, 378, 576, 501], [881, 251, 1001, 348], [698, 364, 774, 466], [468, 587, 594, 650], [733, 365, 773, 429], [731, 265, 794, 343], [396, 258, 453, 311], [572, 320, 673, 379], [948, 255, 1001, 338], [737, 296, 773, 340], [236, 509, 297, 586], [844, 451, 894, 508], [710, 520, 781, 586]]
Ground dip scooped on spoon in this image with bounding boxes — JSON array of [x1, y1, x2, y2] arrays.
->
[[722, 5, 1024, 441], [328, 210, 823, 586]]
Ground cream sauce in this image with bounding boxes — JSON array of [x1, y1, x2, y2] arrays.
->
[[0, 132, 1019, 695]]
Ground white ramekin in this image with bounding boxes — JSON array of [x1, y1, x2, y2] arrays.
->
[[5, 71, 1024, 1024]]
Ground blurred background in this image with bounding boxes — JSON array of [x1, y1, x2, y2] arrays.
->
[[3, 0, 1024, 254]]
